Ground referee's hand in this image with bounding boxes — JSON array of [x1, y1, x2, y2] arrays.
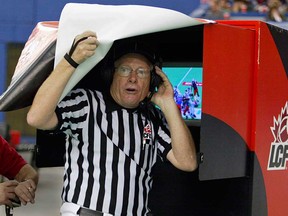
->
[[71, 31, 100, 65]]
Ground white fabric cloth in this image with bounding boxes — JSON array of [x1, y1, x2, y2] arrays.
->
[[55, 3, 213, 102]]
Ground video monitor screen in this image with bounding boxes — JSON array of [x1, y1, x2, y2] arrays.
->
[[162, 64, 203, 126]]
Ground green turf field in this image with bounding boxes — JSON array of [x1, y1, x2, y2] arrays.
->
[[162, 66, 203, 120], [162, 66, 202, 103]]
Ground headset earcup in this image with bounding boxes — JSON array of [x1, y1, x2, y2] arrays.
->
[[150, 69, 156, 92], [100, 66, 114, 92]]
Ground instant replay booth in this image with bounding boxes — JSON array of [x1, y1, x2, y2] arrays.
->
[[0, 4, 287, 216]]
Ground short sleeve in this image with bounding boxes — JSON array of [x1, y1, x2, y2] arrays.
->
[[55, 88, 89, 133], [152, 108, 172, 161]]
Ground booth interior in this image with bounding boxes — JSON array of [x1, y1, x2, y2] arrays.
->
[[36, 24, 253, 216]]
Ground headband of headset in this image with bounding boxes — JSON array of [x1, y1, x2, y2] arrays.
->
[[112, 40, 162, 67]]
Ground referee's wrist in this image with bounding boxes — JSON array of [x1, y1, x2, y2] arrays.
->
[[64, 53, 79, 68]]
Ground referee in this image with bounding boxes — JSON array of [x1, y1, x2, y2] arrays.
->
[[27, 31, 198, 216]]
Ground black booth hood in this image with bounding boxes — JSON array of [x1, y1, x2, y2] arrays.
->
[[0, 3, 213, 111]]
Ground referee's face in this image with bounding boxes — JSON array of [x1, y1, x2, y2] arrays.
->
[[110, 53, 151, 109]]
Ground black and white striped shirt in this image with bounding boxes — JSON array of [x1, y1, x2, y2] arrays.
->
[[55, 88, 172, 216]]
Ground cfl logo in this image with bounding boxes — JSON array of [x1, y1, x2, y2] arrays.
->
[[267, 143, 288, 170], [267, 102, 288, 171]]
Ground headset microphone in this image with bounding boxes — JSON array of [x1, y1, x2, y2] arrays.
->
[[139, 92, 154, 113], [139, 99, 147, 109]]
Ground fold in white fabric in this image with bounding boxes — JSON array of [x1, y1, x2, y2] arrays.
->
[[55, 3, 212, 101]]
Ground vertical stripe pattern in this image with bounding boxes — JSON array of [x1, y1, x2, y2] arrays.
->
[[56, 88, 171, 216]]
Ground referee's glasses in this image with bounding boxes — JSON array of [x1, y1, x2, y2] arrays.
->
[[115, 65, 151, 79]]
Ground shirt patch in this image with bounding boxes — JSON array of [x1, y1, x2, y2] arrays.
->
[[143, 123, 152, 148]]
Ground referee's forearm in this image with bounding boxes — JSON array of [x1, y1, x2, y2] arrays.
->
[[163, 102, 197, 171], [27, 58, 75, 129]]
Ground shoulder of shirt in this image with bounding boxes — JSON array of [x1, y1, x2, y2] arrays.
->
[[69, 88, 103, 97]]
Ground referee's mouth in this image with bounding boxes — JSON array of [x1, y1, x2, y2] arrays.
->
[[126, 88, 137, 94]]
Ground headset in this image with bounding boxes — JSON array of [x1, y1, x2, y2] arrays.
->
[[150, 64, 163, 93], [100, 39, 163, 99]]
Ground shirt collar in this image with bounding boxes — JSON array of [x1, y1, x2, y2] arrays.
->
[[104, 92, 138, 113]]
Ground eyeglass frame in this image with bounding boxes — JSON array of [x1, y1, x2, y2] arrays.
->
[[114, 65, 153, 79]]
